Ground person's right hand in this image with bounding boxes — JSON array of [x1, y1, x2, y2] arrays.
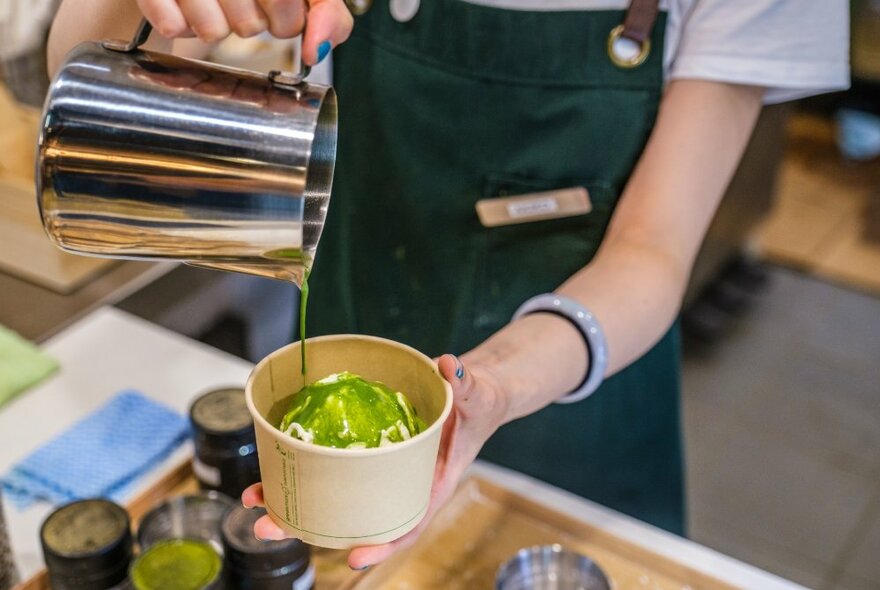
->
[[135, 0, 353, 64]]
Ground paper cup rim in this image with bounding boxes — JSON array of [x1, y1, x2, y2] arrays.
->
[[245, 334, 454, 458]]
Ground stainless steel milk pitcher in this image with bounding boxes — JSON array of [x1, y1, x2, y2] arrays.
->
[[36, 20, 337, 285]]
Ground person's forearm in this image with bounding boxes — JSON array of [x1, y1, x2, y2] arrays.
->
[[467, 80, 764, 424], [48, 0, 169, 75]]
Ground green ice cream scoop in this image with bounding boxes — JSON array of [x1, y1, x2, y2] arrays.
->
[[277, 372, 427, 449]]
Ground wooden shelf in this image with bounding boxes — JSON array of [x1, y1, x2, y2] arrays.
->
[[0, 84, 117, 295], [15, 459, 357, 590]]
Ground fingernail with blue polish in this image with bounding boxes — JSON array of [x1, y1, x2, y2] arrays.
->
[[316, 40, 332, 64], [352, 564, 370, 571], [455, 358, 464, 380]]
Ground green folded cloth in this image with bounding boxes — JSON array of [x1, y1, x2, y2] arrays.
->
[[0, 325, 58, 407]]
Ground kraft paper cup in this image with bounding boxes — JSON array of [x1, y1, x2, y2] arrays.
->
[[245, 335, 453, 549]]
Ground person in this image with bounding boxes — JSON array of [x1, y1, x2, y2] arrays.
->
[[48, 0, 849, 570]]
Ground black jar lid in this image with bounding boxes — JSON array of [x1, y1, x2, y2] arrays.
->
[[40, 498, 132, 589], [190, 388, 254, 444], [221, 505, 310, 575]]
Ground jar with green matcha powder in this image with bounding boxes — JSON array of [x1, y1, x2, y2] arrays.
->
[[129, 538, 223, 590]]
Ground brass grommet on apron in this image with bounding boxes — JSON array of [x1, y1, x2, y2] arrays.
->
[[390, 0, 420, 23], [607, 0, 658, 69], [345, 0, 372, 16], [607, 24, 651, 69]]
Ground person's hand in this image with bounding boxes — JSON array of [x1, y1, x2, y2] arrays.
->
[[135, 0, 353, 64], [240, 353, 510, 569]]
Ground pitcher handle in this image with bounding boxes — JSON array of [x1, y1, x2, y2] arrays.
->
[[102, 18, 312, 86]]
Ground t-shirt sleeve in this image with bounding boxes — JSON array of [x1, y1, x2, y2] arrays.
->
[[665, 0, 850, 104]]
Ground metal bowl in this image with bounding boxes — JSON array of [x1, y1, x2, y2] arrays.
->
[[136, 492, 234, 554], [495, 544, 611, 590]]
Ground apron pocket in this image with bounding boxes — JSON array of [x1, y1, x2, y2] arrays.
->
[[472, 173, 615, 333]]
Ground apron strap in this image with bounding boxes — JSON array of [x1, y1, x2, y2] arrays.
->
[[621, 0, 660, 44]]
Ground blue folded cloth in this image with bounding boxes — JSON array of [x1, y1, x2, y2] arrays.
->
[[2, 390, 190, 509]]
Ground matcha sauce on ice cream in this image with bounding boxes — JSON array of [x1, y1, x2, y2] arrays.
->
[[270, 372, 427, 449]]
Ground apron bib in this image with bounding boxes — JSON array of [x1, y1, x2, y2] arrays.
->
[[309, 0, 685, 535]]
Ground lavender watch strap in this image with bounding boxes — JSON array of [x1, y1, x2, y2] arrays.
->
[[512, 294, 608, 404]]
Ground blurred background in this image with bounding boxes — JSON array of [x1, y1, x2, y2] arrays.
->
[[1, 1, 879, 589]]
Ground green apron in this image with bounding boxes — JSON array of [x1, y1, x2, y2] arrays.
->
[[308, 0, 685, 535]]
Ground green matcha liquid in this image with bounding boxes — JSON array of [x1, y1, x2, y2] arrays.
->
[[268, 247, 311, 375], [299, 270, 309, 375], [130, 539, 222, 590], [272, 372, 426, 449]]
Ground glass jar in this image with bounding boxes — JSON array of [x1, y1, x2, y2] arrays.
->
[[40, 499, 133, 590], [190, 387, 261, 499], [221, 505, 314, 590], [137, 492, 233, 553]]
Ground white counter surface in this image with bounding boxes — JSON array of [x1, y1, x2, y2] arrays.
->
[[0, 306, 805, 589], [0, 306, 252, 579]]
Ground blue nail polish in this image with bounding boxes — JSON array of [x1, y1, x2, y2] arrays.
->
[[455, 360, 464, 380], [316, 40, 332, 64], [352, 565, 370, 571]]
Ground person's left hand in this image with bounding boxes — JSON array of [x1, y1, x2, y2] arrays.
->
[[241, 353, 509, 569]]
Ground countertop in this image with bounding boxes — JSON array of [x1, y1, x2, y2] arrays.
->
[[0, 306, 253, 578], [468, 462, 805, 590], [0, 307, 806, 589]]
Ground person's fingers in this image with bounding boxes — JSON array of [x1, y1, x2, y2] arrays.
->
[[217, 0, 269, 37], [244, 486, 295, 541], [348, 540, 399, 570], [438, 354, 465, 389], [439, 353, 508, 430], [437, 354, 479, 405], [241, 482, 265, 508], [137, 0, 191, 38], [254, 514, 292, 541], [177, 0, 231, 41], [301, 0, 353, 65], [437, 354, 457, 384], [256, 0, 305, 38], [347, 504, 432, 569]]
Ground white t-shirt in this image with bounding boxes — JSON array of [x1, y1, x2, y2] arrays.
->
[[461, 0, 851, 104]]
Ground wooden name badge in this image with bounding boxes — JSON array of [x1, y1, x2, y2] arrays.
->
[[476, 187, 592, 228]]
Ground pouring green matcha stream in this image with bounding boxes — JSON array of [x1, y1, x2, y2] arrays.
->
[[300, 270, 309, 375]]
